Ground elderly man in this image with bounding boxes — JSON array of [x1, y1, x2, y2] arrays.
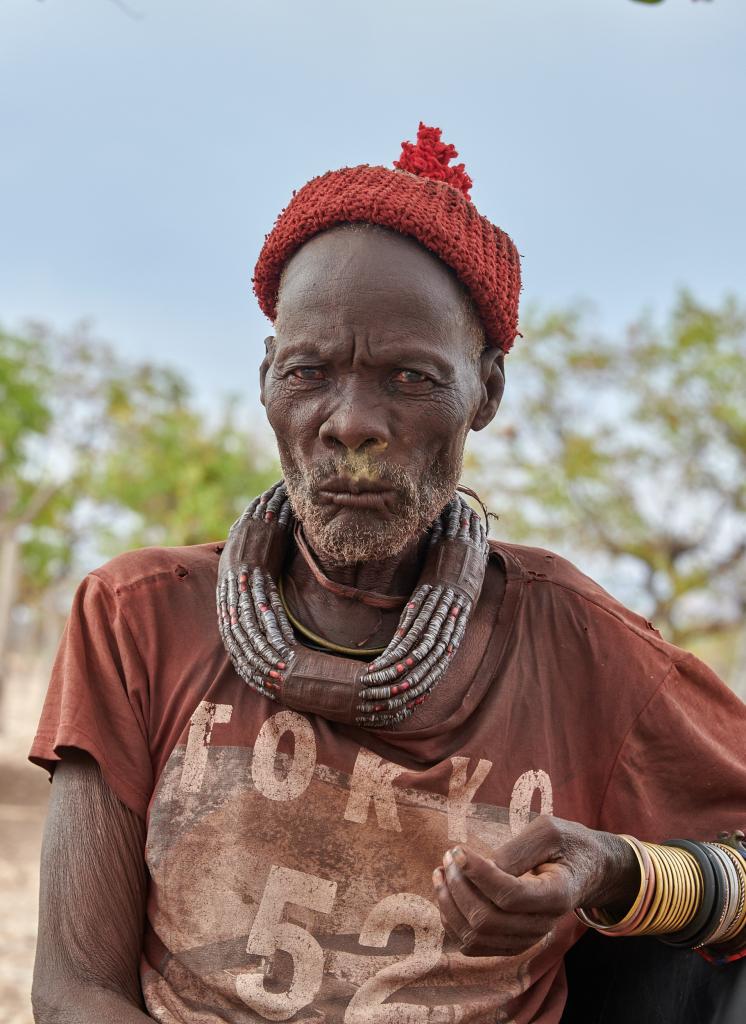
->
[[30, 125, 746, 1023]]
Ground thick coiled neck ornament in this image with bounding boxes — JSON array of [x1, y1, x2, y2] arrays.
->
[[216, 482, 489, 728]]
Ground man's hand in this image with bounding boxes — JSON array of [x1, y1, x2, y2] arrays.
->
[[431, 814, 639, 957]]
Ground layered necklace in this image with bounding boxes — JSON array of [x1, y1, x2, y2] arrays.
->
[[216, 481, 489, 728]]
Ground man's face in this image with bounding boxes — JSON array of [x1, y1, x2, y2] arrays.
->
[[260, 225, 503, 564]]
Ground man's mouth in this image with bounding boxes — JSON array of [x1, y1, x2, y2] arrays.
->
[[316, 476, 397, 511]]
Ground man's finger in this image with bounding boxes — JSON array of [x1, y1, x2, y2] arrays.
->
[[435, 863, 557, 957], [432, 866, 471, 943], [442, 856, 557, 936], [434, 874, 542, 956], [445, 845, 573, 917], [490, 816, 564, 877]]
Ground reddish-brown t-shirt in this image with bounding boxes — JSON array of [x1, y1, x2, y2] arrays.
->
[[30, 540, 746, 1024]]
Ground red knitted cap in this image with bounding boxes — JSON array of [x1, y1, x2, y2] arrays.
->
[[253, 123, 521, 352]]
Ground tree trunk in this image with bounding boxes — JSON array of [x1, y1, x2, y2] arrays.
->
[[0, 530, 21, 728]]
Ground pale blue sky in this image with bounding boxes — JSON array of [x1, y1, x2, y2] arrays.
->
[[2, 0, 745, 404]]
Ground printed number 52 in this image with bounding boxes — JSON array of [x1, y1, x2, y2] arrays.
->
[[235, 865, 337, 1020]]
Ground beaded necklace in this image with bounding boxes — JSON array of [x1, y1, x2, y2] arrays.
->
[[216, 481, 489, 728]]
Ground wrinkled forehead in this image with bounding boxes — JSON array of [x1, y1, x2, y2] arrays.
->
[[274, 224, 477, 344]]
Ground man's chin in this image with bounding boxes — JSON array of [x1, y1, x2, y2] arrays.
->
[[300, 508, 416, 566]]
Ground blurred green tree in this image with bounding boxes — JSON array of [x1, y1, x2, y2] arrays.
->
[[91, 368, 277, 547], [0, 322, 276, 700], [0, 327, 55, 690], [471, 292, 746, 650]]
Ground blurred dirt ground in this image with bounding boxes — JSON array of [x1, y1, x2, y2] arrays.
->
[[0, 659, 51, 1024]]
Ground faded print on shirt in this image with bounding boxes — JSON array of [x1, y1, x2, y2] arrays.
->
[[142, 701, 559, 1024]]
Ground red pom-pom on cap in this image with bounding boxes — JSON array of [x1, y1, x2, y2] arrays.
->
[[394, 122, 473, 201]]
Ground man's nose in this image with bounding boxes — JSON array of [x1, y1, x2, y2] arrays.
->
[[319, 390, 390, 454]]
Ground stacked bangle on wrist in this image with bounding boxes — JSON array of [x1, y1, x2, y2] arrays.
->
[[575, 831, 746, 964]]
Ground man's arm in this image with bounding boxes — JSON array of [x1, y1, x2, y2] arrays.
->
[[32, 749, 153, 1023]]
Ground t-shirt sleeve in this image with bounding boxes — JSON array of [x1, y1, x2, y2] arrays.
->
[[598, 652, 746, 843], [28, 571, 153, 819]]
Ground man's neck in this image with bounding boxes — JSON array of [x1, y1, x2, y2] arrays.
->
[[309, 534, 430, 595], [283, 532, 430, 651]]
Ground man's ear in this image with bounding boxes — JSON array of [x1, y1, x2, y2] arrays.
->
[[470, 349, 505, 432], [259, 335, 276, 408]]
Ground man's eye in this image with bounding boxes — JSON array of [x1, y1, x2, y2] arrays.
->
[[392, 369, 428, 384], [291, 367, 326, 381]]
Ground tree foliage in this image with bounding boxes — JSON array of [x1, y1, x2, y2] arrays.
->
[[92, 366, 277, 548], [473, 292, 745, 648], [0, 322, 277, 688]]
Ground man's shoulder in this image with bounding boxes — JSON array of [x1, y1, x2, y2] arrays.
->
[[488, 539, 675, 655], [489, 539, 616, 597], [89, 541, 223, 595]]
